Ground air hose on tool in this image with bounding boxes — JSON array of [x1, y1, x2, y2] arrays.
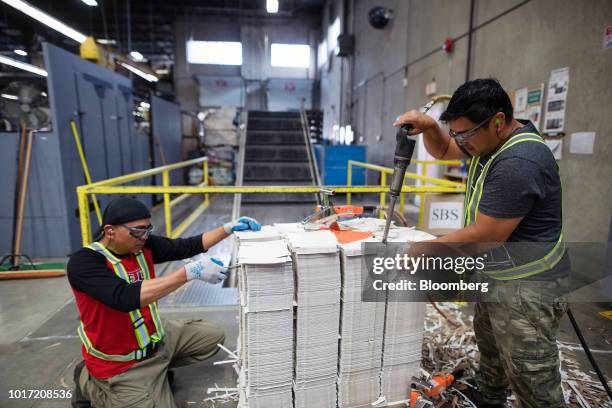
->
[[567, 307, 612, 401]]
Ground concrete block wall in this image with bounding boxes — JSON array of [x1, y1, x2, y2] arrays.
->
[[319, 0, 612, 241]]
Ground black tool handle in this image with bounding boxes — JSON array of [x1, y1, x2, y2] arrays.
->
[[398, 123, 414, 137], [389, 124, 417, 197]]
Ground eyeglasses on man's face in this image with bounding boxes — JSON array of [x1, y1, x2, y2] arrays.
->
[[449, 113, 498, 143], [121, 224, 154, 239]]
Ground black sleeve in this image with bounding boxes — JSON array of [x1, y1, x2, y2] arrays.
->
[[67, 248, 142, 312], [478, 157, 546, 218], [145, 234, 205, 264]]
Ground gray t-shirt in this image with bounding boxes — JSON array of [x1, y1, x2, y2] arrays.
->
[[467, 121, 569, 279], [469, 120, 562, 242]]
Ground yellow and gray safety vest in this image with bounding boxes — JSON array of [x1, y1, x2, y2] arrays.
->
[[77, 242, 165, 361], [464, 131, 565, 280]]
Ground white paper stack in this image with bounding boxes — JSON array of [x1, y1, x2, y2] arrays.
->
[[235, 223, 433, 408], [237, 240, 293, 312], [237, 239, 294, 408], [273, 222, 306, 235], [234, 225, 282, 242], [337, 243, 386, 408], [287, 231, 341, 408], [379, 228, 434, 404]]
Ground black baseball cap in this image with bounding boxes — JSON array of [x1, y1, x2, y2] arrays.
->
[[94, 197, 151, 240]]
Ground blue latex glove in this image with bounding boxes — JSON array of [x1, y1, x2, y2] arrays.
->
[[223, 216, 262, 234]]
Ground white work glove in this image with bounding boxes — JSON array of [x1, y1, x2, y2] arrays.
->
[[223, 216, 262, 234], [184, 256, 228, 284]]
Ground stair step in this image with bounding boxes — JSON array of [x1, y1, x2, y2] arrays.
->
[[244, 162, 312, 181], [247, 118, 303, 131], [246, 132, 304, 145], [248, 111, 301, 119], [245, 145, 309, 162], [248, 129, 304, 135]]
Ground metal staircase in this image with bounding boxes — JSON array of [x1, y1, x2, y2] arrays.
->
[[242, 111, 318, 204]]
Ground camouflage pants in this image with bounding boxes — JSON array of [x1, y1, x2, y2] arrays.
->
[[474, 279, 567, 408]]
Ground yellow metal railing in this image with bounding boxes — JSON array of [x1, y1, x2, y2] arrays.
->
[[346, 160, 466, 224], [78, 157, 209, 244], [77, 158, 466, 245]]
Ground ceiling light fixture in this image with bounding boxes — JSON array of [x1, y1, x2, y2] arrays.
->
[[129, 50, 144, 61], [266, 0, 279, 13], [1, 0, 87, 43], [81, 0, 98, 5], [1, 93, 19, 100], [96, 38, 116, 45], [0, 55, 48, 76], [14, 49, 28, 56], [119, 62, 158, 83]]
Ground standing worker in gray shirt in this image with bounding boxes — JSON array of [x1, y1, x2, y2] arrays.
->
[[394, 78, 567, 407]]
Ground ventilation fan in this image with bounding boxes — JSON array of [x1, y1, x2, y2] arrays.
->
[[0, 81, 50, 130]]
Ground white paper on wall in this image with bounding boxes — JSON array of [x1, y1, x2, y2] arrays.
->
[[569, 132, 596, 154], [544, 139, 563, 160]]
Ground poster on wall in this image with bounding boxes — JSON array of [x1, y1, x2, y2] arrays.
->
[[513, 87, 528, 118], [543, 67, 570, 135], [526, 84, 544, 131], [513, 84, 544, 130]]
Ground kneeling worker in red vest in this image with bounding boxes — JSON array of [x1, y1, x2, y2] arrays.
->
[[67, 197, 261, 407]]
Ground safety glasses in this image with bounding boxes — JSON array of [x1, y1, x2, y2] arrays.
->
[[122, 224, 154, 239], [449, 113, 497, 143]]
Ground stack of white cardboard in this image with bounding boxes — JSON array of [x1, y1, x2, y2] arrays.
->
[[235, 222, 433, 408], [286, 230, 341, 408], [380, 228, 433, 404], [337, 238, 386, 408], [236, 231, 294, 408]]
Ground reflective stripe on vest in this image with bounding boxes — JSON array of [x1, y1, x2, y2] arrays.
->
[[77, 242, 165, 361], [464, 132, 565, 280]]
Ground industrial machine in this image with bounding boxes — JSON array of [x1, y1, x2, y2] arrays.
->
[[0, 81, 50, 131]]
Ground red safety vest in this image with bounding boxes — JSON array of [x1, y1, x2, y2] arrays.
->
[[72, 242, 165, 379]]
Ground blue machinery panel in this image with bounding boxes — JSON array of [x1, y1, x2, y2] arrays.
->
[[0, 132, 71, 258], [314, 145, 366, 186], [151, 96, 183, 187], [1, 44, 181, 257], [42, 42, 146, 254]]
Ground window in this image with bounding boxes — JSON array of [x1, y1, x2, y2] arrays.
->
[[186, 41, 242, 65], [317, 40, 328, 68], [270, 43, 311, 68], [327, 17, 341, 52]]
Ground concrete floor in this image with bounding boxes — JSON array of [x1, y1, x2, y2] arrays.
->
[[0, 277, 609, 408], [0, 194, 610, 407]]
